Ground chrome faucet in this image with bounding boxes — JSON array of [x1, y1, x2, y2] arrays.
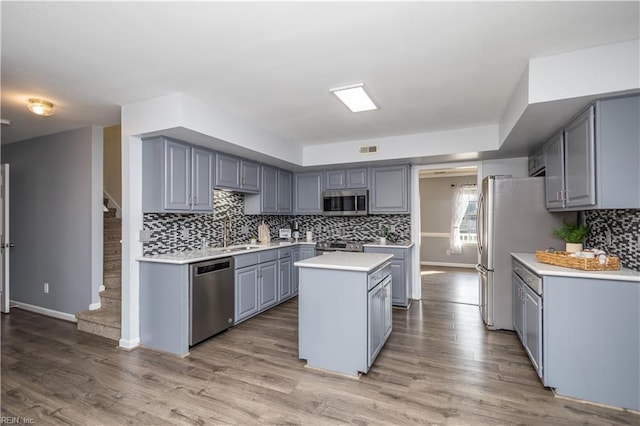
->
[[223, 211, 232, 247]]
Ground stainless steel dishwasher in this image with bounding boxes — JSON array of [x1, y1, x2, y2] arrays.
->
[[190, 257, 234, 346]]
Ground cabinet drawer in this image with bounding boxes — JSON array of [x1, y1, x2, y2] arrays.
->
[[234, 253, 259, 269], [278, 247, 292, 258], [258, 249, 278, 263]]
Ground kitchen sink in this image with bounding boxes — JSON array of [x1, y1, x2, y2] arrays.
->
[[214, 245, 262, 253]]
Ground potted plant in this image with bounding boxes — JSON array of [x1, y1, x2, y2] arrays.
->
[[250, 233, 258, 245], [553, 220, 589, 253], [378, 226, 389, 245]]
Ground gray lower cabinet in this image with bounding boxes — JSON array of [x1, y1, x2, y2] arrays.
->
[[215, 153, 260, 193], [278, 250, 292, 302], [235, 266, 259, 323], [245, 166, 292, 214], [368, 278, 392, 366], [294, 172, 323, 214], [142, 136, 214, 213], [364, 246, 412, 307], [544, 95, 640, 211], [369, 165, 410, 214], [512, 274, 542, 378], [258, 261, 278, 310]]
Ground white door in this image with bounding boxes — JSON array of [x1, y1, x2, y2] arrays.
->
[[1, 164, 10, 313]]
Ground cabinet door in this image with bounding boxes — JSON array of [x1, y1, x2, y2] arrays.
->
[[512, 278, 524, 341], [241, 160, 260, 192], [564, 106, 596, 208], [164, 139, 191, 211], [258, 261, 278, 310], [543, 133, 565, 210], [278, 257, 292, 301], [215, 153, 241, 189], [278, 170, 293, 213], [346, 168, 368, 188], [325, 170, 346, 189], [261, 166, 279, 213], [382, 280, 392, 341], [369, 165, 409, 214], [368, 284, 384, 367], [390, 260, 406, 306], [294, 173, 323, 214], [235, 267, 259, 323], [292, 249, 301, 295], [523, 285, 543, 378], [191, 147, 214, 211]]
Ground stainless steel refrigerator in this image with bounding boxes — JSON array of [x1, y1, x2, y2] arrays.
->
[[476, 176, 573, 330]]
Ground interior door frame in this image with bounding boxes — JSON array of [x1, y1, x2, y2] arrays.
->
[[1, 163, 10, 313]]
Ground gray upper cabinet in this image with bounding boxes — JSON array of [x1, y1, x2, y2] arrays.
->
[[324, 168, 368, 190], [544, 95, 640, 211], [215, 153, 260, 193], [294, 172, 323, 214], [245, 166, 293, 214], [142, 136, 214, 213], [369, 165, 410, 214]]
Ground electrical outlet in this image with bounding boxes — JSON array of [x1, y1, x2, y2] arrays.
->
[[604, 230, 612, 246], [44, 282, 49, 294], [390, 225, 396, 233], [446, 249, 451, 256], [139, 229, 152, 242], [181, 229, 189, 239], [241, 225, 249, 234]]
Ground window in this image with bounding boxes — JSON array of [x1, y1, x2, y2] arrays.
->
[[449, 184, 477, 253]]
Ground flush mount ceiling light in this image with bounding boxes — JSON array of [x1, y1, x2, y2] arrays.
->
[[329, 83, 379, 113], [27, 98, 54, 116]]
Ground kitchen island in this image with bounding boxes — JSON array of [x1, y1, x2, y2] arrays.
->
[[295, 252, 393, 377]]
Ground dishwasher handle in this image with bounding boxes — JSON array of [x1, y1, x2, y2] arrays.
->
[[194, 258, 233, 276]]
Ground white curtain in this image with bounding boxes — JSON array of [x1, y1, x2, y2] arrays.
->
[[449, 185, 475, 254]]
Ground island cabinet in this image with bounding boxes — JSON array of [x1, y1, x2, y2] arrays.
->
[[234, 249, 281, 324], [142, 136, 214, 213], [544, 94, 640, 211], [296, 252, 393, 377], [245, 166, 292, 214], [511, 253, 640, 411], [214, 153, 260, 193], [364, 245, 412, 307], [277, 247, 292, 302], [294, 172, 323, 214], [369, 165, 410, 214]]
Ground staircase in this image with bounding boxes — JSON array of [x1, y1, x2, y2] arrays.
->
[[76, 201, 122, 341]]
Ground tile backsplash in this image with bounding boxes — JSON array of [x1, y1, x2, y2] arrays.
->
[[584, 209, 639, 271], [143, 190, 411, 255]]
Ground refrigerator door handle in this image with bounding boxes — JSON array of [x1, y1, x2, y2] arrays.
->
[[476, 192, 485, 256], [476, 263, 490, 273]]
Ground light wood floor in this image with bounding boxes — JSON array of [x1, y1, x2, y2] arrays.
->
[[2, 285, 638, 424], [421, 266, 479, 305]]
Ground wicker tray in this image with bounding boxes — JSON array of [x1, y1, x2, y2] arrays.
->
[[535, 250, 620, 271]]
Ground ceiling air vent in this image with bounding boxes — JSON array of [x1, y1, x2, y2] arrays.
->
[[359, 145, 378, 154]]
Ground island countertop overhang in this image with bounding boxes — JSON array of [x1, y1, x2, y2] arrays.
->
[[295, 252, 393, 273]]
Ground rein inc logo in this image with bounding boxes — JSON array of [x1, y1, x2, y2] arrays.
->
[[1, 417, 34, 424]]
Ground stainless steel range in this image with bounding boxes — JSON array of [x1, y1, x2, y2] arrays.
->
[[315, 239, 366, 253]]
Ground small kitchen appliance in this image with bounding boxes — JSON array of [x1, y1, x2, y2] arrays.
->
[[322, 190, 368, 216]]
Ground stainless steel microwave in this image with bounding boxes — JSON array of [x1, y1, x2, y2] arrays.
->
[[322, 190, 368, 216]]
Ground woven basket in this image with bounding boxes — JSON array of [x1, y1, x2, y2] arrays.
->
[[535, 250, 620, 271]]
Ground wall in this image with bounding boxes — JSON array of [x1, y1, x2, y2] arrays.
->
[[103, 124, 122, 209], [419, 175, 477, 266], [584, 209, 639, 271], [2, 127, 103, 317], [143, 190, 410, 255]]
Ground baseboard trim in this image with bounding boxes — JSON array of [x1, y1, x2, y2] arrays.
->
[[421, 261, 476, 269], [10, 301, 78, 323], [119, 337, 140, 350], [89, 302, 101, 310]]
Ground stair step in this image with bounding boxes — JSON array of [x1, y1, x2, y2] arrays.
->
[[104, 243, 121, 256], [100, 287, 121, 310], [103, 258, 121, 271], [104, 276, 121, 289], [76, 309, 121, 341], [104, 232, 122, 242], [104, 209, 116, 218]]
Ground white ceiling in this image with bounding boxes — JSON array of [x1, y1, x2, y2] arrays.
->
[[2, 2, 639, 156]]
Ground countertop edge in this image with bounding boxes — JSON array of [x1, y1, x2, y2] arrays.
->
[[511, 252, 640, 282], [295, 253, 394, 273], [138, 241, 317, 265], [363, 242, 414, 249]]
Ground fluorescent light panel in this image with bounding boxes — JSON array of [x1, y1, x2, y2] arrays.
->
[[330, 83, 378, 113]]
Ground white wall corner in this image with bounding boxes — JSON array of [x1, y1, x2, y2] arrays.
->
[[499, 65, 530, 146], [119, 337, 140, 350], [121, 93, 184, 136], [528, 39, 640, 104], [91, 126, 104, 308]]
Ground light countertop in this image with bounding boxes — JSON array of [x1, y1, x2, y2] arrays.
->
[[512, 253, 640, 283], [294, 252, 393, 272], [363, 241, 414, 249], [138, 241, 316, 265]]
